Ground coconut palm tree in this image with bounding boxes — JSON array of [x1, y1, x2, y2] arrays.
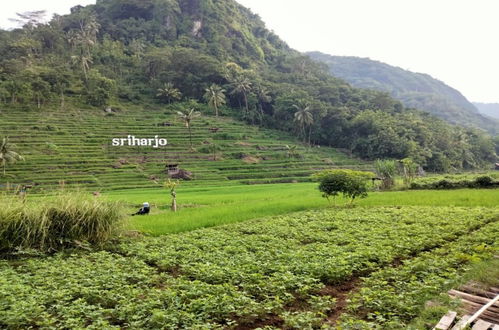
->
[[71, 54, 93, 82], [157, 83, 182, 104], [255, 84, 271, 121], [203, 84, 226, 117], [230, 76, 252, 115], [293, 104, 314, 145], [177, 109, 201, 149], [285, 145, 298, 159], [0, 137, 24, 176]]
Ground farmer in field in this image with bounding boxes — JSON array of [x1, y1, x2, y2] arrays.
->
[[132, 202, 150, 216]]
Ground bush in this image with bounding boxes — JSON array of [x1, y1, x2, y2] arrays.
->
[[312, 169, 374, 203], [0, 194, 125, 252], [474, 175, 493, 188], [410, 173, 499, 190]]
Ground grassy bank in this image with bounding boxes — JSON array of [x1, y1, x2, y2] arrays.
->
[[0, 194, 125, 252]]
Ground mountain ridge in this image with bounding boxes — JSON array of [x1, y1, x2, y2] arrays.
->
[[307, 51, 499, 135], [474, 102, 499, 120]]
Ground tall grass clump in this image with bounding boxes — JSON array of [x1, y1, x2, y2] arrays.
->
[[374, 159, 397, 190], [0, 194, 125, 252]]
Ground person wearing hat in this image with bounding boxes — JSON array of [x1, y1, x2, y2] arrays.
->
[[132, 202, 150, 216]]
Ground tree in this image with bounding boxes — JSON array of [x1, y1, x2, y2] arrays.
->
[[255, 84, 271, 122], [285, 144, 299, 159], [67, 15, 100, 82], [84, 69, 116, 107], [229, 76, 252, 115], [4, 80, 30, 104], [164, 179, 180, 212], [0, 137, 24, 176], [312, 169, 374, 204], [293, 103, 313, 145], [71, 54, 92, 82], [177, 108, 201, 149], [204, 84, 226, 117], [157, 83, 182, 104], [67, 15, 100, 57], [31, 78, 50, 109]]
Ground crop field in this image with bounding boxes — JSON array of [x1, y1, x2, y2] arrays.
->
[[1, 202, 498, 329], [104, 184, 499, 235], [2, 102, 499, 329]]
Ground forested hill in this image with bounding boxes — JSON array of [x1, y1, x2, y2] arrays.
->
[[307, 51, 499, 135], [474, 103, 499, 120], [0, 0, 497, 171]]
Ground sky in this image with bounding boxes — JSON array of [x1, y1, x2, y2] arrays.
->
[[1, 0, 498, 103]]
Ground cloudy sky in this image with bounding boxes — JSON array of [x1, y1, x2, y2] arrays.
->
[[1, 0, 498, 103]]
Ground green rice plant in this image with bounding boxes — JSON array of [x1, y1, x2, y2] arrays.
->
[[0, 194, 125, 252]]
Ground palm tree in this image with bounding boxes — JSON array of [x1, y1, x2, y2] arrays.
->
[[285, 145, 298, 159], [71, 54, 92, 82], [177, 109, 201, 149], [293, 104, 314, 145], [157, 83, 182, 104], [230, 76, 252, 115], [0, 137, 24, 176], [203, 84, 226, 117], [255, 85, 271, 121]]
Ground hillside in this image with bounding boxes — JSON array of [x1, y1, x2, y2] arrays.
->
[[308, 51, 499, 135], [474, 102, 499, 120], [0, 0, 497, 177], [0, 104, 364, 192]]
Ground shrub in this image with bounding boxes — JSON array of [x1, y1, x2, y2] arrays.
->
[[0, 194, 125, 252], [474, 175, 493, 188], [312, 169, 374, 204], [409, 173, 499, 190]]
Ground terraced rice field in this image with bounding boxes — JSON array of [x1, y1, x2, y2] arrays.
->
[[0, 106, 365, 192]]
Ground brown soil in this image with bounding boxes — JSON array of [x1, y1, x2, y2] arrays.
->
[[322, 278, 362, 326]]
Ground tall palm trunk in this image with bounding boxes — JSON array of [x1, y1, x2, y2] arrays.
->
[[308, 125, 312, 147], [243, 92, 249, 115], [188, 125, 193, 148], [171, 191, 177, 212], [60, 91, 65, 110]]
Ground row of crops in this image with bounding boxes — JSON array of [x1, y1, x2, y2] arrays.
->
[[1, 206, 498, 329]]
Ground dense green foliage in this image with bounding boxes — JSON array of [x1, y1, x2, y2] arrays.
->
[[410, 172, 499, 190], [308, 52, 499, 135], [312, 169, 374, 202], [0, 206, 497, 328], [0, 194, 124, 252], [0, 0, 496, 172]]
